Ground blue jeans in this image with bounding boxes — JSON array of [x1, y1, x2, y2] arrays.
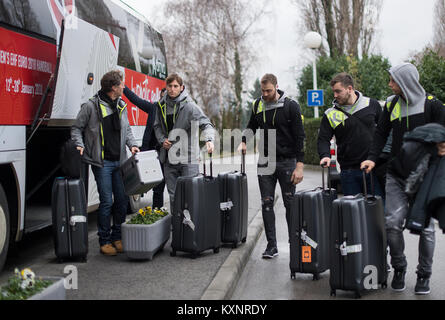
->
[[258, 159, 296, 248], [340, 169, 384, 198], [92, 160, 128, 246]]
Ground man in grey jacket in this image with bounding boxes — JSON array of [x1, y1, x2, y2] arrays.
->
[[153, 73, 215, 210], [72, 70, 139, 256]]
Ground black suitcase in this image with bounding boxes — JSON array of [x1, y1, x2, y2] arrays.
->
[[289, 167, 337, 280], [218, 152, 248, 248], [329, 172, 387, 298], [171, 154, 221, 258], [52, 178, 88, 262]]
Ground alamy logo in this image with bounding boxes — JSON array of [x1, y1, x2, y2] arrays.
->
[[64, 265, 78, 290], [363, 265, 378, 290]]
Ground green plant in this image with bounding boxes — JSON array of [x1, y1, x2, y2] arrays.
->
[[303, 117, 322, 165], [0, 268, 52, 300], [412, 49, 445, 102], [297, 54, 392, 118], [127, 207, 169, 225]]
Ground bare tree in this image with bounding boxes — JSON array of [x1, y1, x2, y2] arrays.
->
[[434, 0, 445, 56], [295, 0, 381, 57], [160, 0, 268, 130]]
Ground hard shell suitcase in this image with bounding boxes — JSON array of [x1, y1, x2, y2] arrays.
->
[[218, 152, 248, 248], [52, 178, 88, 262], [289, 167, 337, 280], [171, 154, 221, 258], [329, 172, 388, 298], [120, 150, 164, 196]]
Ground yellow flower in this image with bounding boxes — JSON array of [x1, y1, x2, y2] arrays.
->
[[139, 209, 146, 216]]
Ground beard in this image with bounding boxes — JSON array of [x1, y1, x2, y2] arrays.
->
[[337, 92, 352, 106], [262, 90, 277, 103]]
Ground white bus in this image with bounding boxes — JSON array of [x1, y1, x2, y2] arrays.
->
[[0, 0, 167, 271]]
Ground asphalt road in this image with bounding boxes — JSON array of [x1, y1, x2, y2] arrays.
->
[[232, 169, 445, 300], [0, 154, 263, 300]]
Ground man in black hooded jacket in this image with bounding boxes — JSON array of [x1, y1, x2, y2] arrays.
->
[[361, 63, 445, 295]]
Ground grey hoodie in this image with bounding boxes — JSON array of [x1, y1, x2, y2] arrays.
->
[[153, 88, 215, 165], [388, 62, 426, 118]]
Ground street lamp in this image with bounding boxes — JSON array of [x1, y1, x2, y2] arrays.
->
[[304, 32, 322, 118]]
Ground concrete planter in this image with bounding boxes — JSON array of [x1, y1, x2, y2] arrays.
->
[[122, 214, 172, 260], [28, 277, 66, 300]]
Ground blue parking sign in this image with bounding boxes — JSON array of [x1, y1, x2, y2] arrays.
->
[[307, 90, 324, 107]]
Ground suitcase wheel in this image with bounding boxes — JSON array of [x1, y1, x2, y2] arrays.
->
[[241, 237, 247, 243], [81, 257, 87, 263], [213, 247, 220, 254], [382, 281, 388, 289], [170, 250, 176, 257], [354, 291, 361, 299], [290, 273, 296, 280], [57, 258, 65, 264], [330, 289, 336, 297], [312, 273, 320, 281], [191, 253, 198, 259], [232, 243, 238, 249]]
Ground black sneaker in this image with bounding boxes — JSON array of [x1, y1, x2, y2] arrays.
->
[[415, 276, 431, 295], [391, 269, 406, 292], [262, 246, 278, 259]]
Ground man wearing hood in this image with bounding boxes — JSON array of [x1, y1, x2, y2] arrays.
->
[[361, 63, 445, 295], [238, 74, 305, 259], [318, 73, 383, 196], [72, 70, 140, 256], [153, 74, 215, 210]]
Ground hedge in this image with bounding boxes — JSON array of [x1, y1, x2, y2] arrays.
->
[[303, 117, 322, 166]]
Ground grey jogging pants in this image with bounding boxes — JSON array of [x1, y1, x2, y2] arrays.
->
[[385, 173, 436, 277]]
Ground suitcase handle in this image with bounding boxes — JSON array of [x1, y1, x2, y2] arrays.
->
[[203, 152, 213, 178], [362, 168, 374, 199], [241, 151, 246, 174], [321, 165, 332, 193]]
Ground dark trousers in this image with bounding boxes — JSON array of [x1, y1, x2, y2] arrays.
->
[[257, 159, 296, 248], [340, 169, 384, 198], [152, 162, 165, 209]]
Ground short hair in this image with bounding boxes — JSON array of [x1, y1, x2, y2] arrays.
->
[[101, 70, 123, 93], [261, 74, 278, 86], [160, 88, 166, 94], [166, 73, 183, 86], [330, 73, 354, 89]]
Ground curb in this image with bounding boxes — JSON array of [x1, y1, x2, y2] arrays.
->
[[200, 210, 264, 300]]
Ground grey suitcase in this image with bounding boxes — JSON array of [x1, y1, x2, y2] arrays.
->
[[329, 171, 388, 298], [52, 178, 88, 262], [171, 154, 221, 258], [120, 150, 163, 196], [218, 152, 248, 248], [289, 167, 337, 280]]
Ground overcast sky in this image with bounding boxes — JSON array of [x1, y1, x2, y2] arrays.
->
[[122, 0, 437, 96]]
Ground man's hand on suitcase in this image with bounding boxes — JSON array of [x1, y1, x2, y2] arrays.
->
[[360, 160, 375, 174], [76, 146, 84, 156], [163, 139, 172, 150], [291, 162, 304, 185], [206, 141, 214, 154], [237, 142, 247, 154], [437, 142, 445, 156], [320, 157, 331, 168], [131, 146, 140, 155]]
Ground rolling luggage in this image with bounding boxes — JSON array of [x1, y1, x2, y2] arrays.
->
[[289, 167, 337, 280], [171, 154, 221, 258], [329, 171, 388, 298], [218, 152, 248, 248], [52, 178, 88, 262], [120, 150, 164, 196]]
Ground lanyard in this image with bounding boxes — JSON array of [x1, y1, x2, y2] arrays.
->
[[159, 102, 177, 133]]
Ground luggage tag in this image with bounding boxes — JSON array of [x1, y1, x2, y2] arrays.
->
[[302, 246, 312, 263]]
